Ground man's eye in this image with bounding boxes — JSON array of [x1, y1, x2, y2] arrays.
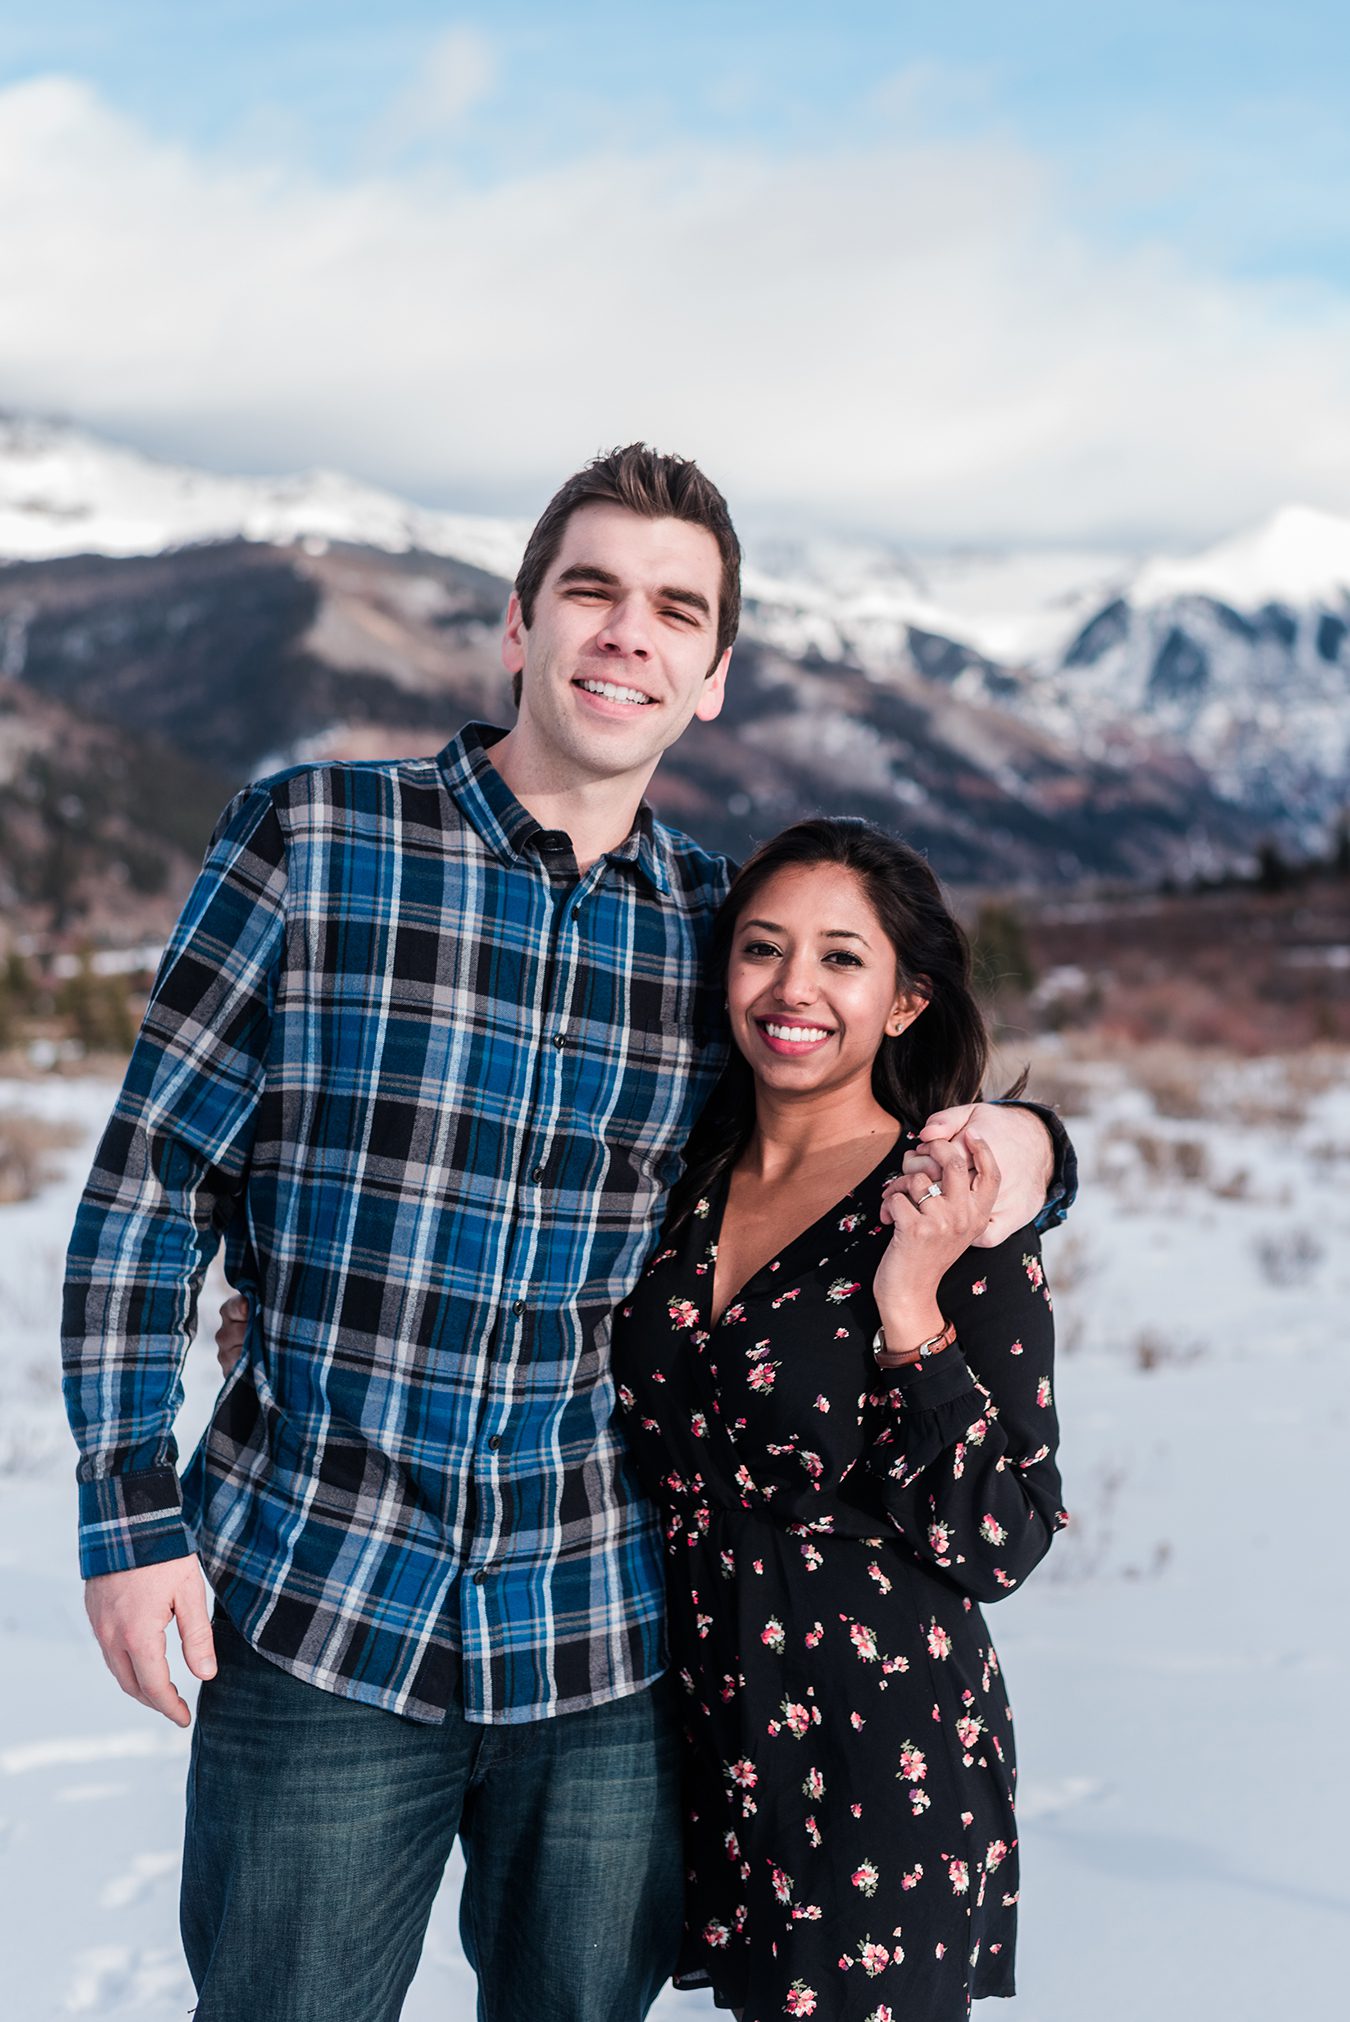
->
[[663, 607, 696, 625], [567, 588, 607, 600]]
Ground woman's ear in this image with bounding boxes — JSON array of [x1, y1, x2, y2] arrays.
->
[[885, 985, 930, 1038]]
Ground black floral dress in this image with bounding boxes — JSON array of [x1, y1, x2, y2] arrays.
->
[[611, 1135, 1068, 2021]]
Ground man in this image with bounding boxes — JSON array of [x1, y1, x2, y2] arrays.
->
[[63, 445, 1073, 2022]]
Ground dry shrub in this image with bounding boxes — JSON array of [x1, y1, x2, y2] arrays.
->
[[1116, 1042, 1214, 1119], [1280, 1050, 1346, 1103], [1014, 1063, 1096, 1119], [1133, 1330, 1207, 1372], [0, 1112, 83, 1204], [1103, 1125, 1211, 1186], [1223, 1089, 1304, 1130], [1046, 1231, 1092, 1298], [1092, 973, 1279, 1054], [1253, 1228, 1326, 1288]]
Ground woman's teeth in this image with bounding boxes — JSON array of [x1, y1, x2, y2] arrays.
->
[[762, 1023, 831, 1044], [577, 679, 653, 705]]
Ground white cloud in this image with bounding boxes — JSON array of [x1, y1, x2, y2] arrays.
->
[[2, 70, 1350, 544], [375, 24, 497, 148]]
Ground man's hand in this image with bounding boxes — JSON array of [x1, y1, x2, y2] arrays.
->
[[907, 1100, 1053, 1248], [84, 1556, 217, 1727], [215, 1293, 249, 1378]]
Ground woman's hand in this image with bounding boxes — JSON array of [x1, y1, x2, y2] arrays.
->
[[214, 1293, 249, 1378], [872, 1131, 1001, 1352], [909, 1101, 1050, 1246]]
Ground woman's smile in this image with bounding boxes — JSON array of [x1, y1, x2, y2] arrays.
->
[[753, 1016, 837, 1055]]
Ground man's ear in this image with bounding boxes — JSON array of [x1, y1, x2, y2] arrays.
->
[[695, 647, 732, 724], [502, 591, 526, 676]]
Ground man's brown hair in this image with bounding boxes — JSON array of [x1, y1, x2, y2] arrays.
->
[[511, 444, 741, 705]]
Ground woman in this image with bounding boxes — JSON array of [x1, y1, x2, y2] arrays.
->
[[611, 817, 1068, 2021]]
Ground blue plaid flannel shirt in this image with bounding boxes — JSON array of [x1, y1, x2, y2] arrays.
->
[[63, 721, 1075, 1725]]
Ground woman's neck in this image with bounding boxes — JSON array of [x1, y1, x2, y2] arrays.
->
[[741, 1086, 900, 1187]]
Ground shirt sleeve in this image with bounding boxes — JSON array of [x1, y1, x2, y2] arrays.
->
[[862, 1226, 1068, 1602], [61, 783, 288, 1578]]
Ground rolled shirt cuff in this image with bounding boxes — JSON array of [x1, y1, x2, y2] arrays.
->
[[77, 1465, 194, 1579]]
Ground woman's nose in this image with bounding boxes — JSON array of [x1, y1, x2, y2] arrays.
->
[[773, 960, 817, 1007]]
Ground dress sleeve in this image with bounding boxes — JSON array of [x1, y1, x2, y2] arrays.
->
[[861, 1226, 1068, 1602]]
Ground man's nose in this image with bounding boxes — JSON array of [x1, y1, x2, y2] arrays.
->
[[596, 597, 653, 660]]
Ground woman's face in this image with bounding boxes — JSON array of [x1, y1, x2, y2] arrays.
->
[[725, 862, 924, 1101]]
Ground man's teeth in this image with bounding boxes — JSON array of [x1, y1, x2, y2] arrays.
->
[[578, 679, 654, 705], [763, 1023, 831, 1044]]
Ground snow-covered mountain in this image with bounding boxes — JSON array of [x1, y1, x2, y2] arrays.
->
[[1023, 506, 1350, 839], [0, 414, 1117, 672], [2, 415, 1347, 859], [0, 414, 528, 581]]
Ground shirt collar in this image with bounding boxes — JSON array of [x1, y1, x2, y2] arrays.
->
[[436, 722, 672, 896]]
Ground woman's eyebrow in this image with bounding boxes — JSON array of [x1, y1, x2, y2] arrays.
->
[[739, 919, 872, 947]]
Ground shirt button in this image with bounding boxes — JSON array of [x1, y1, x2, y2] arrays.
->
[[487, 1434, 502, 1451], [530, 1164, 545, 1181], [472, 1568, 489, 1585], [512, 1299, 525, 1315], [552, 1032, 567, 1048]]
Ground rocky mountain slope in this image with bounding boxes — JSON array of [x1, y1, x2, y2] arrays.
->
[[0, 417, 1342, 937]]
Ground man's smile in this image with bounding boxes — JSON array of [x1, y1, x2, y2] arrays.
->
[[573, 675, 657, 709]]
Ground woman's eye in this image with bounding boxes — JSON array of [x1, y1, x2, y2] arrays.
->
[[741, 941, 780, 959], [825, 950, 863, 966]]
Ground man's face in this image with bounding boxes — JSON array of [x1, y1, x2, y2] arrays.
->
[[502, 502, 730, 784]]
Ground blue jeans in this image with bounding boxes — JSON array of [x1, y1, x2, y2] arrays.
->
[[181, 1610, 683, 2021]]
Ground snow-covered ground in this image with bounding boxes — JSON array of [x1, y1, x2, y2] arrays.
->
[[2, 1054, 1347, 2019]]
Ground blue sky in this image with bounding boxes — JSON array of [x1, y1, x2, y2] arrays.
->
[[7, 1, 1347, 282], [2, 3, 1349, 542]]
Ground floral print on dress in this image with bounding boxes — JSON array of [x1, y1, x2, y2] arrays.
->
[[611, 1142, 1067, 2021]]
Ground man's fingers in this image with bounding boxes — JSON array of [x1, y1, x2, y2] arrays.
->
[[220, 1293, 249, 1322], [917, 1102, 977, 1144], [126, 1632, 191, 1727], [101, 1642, 155, 1710], [175, 1586, 218, 1683]]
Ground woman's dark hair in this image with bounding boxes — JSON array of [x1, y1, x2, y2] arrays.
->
[[665, 816, 1023, 1228]]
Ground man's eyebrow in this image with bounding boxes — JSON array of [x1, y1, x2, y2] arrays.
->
[[556, 563, 621, 589], [657, 584, 712, 620], [554, 563, 712, 620]]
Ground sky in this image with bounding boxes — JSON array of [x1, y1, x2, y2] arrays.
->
[[2, 2, 1349, 546]]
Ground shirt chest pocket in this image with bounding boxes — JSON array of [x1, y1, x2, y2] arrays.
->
[[607, 975, 726, 1152]]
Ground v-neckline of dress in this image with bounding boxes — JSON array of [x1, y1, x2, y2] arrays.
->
[[703, 1129, 908, 1329]]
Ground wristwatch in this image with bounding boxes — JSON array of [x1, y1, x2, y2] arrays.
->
[[872, 1317, 957, 1368]]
